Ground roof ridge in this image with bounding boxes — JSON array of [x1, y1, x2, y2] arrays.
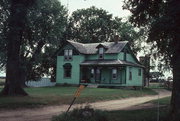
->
[[67, 40, 128, 45]]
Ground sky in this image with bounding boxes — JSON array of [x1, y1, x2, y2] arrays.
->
[[59, 0, 131, 18]]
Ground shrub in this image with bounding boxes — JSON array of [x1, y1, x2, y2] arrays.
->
[[52, 106, 108, 121]]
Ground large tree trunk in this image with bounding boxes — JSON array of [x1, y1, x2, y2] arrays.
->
[[167, 15, 180, 120], [0, 0, 33, 96], [167, 55, 180, 121]]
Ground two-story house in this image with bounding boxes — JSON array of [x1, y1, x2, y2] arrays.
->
[[56, 39, 144, 87]]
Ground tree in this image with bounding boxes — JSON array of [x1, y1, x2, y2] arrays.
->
[[0, 0, 67, 95], [68, 6, 144, 54], [0, 0, 36, 96], [68, 6, 115, 43], [0, 0, 10, 71], [123, 0, 180, 120], [21, 0, 67, 82], [113, 17, 144, 54]]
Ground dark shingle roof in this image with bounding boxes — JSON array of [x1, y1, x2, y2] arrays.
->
[[67, 40, 128, 54], [80, 59, 144, 68]]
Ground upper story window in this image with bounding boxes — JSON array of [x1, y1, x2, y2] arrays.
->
[[64, 49, 73, 60], [98, 47, 104, 59], [112, 68, 117, 79]]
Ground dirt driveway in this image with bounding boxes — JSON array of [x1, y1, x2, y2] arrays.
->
[[0, 89, 171, 121]]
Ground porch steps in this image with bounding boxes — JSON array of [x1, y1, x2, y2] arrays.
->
[[87, 84, 99, 88]]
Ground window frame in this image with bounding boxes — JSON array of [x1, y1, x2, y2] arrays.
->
[[112, 68, 117, 80], [96, 68, 101, 80], [91, 68, 95, 78], [64, 67, 72, 78], [64, 49, 73, 61], [98, 47, 104, 59]]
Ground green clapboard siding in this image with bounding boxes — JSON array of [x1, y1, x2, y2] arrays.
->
[[126, 66, 143, 86], [118, 52, 124, 60], [56, 55, 85, 84], [86, 53, 117, 60], [126, 53, 136, 63]]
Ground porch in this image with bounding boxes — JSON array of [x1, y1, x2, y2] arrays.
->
[[79, 65, 126, 85]]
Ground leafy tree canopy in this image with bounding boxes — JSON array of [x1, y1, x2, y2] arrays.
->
[[123, 0, 180, 120], [123, 0, 180, 65], [68, 6, 144, 54], [0, 0, 68, 81]]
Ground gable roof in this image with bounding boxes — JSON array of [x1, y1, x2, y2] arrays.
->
[[67, 40, 128, 54]]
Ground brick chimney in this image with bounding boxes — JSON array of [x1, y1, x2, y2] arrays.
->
[[114, 35, 120, 43]]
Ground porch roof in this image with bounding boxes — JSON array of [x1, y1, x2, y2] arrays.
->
[[80, 59, 144, 68]]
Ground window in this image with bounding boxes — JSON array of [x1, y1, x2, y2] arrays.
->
[[96, 68, 101, 80], [138, 69, 141, 76], [99, 47, 104, 59], [63, 63, 72, 78], [64, 68, 71, 78], [112, 68, 117, 79], [129, 67, 132, 80], [91, 68, 95, 78], [64, 49, 73, 60]]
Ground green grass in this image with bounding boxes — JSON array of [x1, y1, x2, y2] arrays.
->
[[148, 96, 171, 105], [107, 96, 171, 121], [53, 107, 169, 121], [107, 106, 169, 121], [0, 86, 157, 109], [53, 96, 171, 121]]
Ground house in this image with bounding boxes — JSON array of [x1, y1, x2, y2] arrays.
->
[[56, 39, 144, 87]]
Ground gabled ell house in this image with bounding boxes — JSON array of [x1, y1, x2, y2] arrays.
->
[[56, 39, 144, 87]]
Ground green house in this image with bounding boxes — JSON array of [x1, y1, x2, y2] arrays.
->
[[56, 40, 144, 87]]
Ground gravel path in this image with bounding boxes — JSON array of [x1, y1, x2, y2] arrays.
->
[[0, 89, 171, 121]]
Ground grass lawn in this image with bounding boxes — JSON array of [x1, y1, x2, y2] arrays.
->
[[107, 106, 169, 121], [53, 97, 171, 121], [107, 96, 171, 121], [0, 86, 157, 109]]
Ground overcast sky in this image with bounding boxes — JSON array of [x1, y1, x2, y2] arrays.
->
[[59, 0, 131, 18]]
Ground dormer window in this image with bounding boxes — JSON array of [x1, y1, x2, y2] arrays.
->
[[98, 47, 104, 59], [64, 49, 73, 60]]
